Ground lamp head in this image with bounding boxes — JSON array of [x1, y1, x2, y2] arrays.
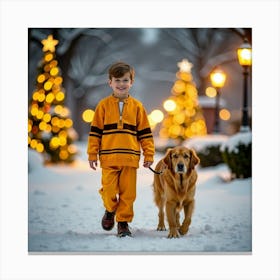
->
[[237, 39, 252, 66]]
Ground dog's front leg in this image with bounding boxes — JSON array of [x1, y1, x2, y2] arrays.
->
[[176, 212, 180, 228], [157, 204, 166, 231], [179, 200, 195, 235], [166, 200, 179, 238]]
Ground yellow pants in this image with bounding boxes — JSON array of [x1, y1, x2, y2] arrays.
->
[[99, 166, 137, 222]]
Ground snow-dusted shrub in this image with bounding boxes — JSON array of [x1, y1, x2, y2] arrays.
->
[[154, 137, 179, 153], [28, 148, 44, 173], [220, 132, 252, 179], [183, 135, 228, 167]]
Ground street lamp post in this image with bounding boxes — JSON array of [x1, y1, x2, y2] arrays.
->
[[210, 67, 226, 133], [237, 39, 252, 132]]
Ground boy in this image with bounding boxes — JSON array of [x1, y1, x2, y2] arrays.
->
[[87, 61, 155, 237]]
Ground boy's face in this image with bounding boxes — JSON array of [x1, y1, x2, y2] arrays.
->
[[109, 72, 133, 99]]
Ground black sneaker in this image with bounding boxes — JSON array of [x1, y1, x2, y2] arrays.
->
[[117, 222, 131, 237], [101, 210, 115, 231]]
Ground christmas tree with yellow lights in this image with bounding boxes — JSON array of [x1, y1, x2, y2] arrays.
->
[[28, 34, 77, 163], [159, 59, 207, 142]]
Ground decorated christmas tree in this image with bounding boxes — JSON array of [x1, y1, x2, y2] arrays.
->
[[159, 59, 207, 142], [28, 34, 77, 163]]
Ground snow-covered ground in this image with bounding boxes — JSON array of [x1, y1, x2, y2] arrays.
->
[[28, 142, 251, 253]]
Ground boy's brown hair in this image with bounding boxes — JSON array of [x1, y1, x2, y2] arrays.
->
[[108, 62, 135, 81]]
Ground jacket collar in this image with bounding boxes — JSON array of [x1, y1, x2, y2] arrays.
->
[[110, 93, 131, 103]]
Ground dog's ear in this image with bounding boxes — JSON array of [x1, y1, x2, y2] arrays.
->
[[190, 149, 200, 169], [163, 148, 172, 170]]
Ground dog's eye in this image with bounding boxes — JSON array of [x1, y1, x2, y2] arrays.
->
[[183, 154, 189, 159], [172, 154, 179, 159]]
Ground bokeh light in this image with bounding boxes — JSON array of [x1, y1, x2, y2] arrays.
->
[[82, 109, 95, 123], [150, 109, 164, 124], [219, 109, 231, 121], [205, 86, 217, 98], [163, 99, 176, 112]]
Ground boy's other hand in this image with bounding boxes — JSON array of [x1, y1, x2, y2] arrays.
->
[[89, 160, 98, 170], [143, 161, 153, 168]]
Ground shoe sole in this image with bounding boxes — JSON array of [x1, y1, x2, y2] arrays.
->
[[102, 226, 114, 231], [117, 232, 132, 238]]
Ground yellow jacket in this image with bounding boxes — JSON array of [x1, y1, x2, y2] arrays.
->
[[87, 94, 155, 168]]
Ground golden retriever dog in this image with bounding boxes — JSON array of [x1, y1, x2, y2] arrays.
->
[[153, 146, 200, 238]]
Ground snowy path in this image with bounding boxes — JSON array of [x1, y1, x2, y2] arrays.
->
[[28, 144, 252, 253]]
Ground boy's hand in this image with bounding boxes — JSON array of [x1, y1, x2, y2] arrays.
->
[[89, 160, 98, 170], [143, 161, 153, 168]]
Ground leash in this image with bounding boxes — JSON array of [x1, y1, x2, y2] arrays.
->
[[149, 166, 164, 175]]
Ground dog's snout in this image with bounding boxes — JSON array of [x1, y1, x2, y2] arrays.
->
[[175, 162, 187, 173], [177, 163, 184, 171]]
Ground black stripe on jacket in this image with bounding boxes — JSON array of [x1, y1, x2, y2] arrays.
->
[[90, 126, 103, 135], [137, 127, 153, 140], [90, 123, 152, 139], [99, 148, 141, 156], [103, 123, 137, 132]]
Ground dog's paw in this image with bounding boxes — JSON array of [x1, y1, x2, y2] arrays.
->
[[179, 221, 191, 235], [167, 228, 180, 238], [179, 226, 189, 236], [157, 224, 166, 231]]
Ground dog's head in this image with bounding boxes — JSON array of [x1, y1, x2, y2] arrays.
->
[[163, 146, 200, 174]]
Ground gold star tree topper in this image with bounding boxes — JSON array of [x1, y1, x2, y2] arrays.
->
[[177, 59, 193, 73], [41, 34, 58, 52]]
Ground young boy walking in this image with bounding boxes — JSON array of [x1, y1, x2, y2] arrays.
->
[[87, 61, 155, 237]]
